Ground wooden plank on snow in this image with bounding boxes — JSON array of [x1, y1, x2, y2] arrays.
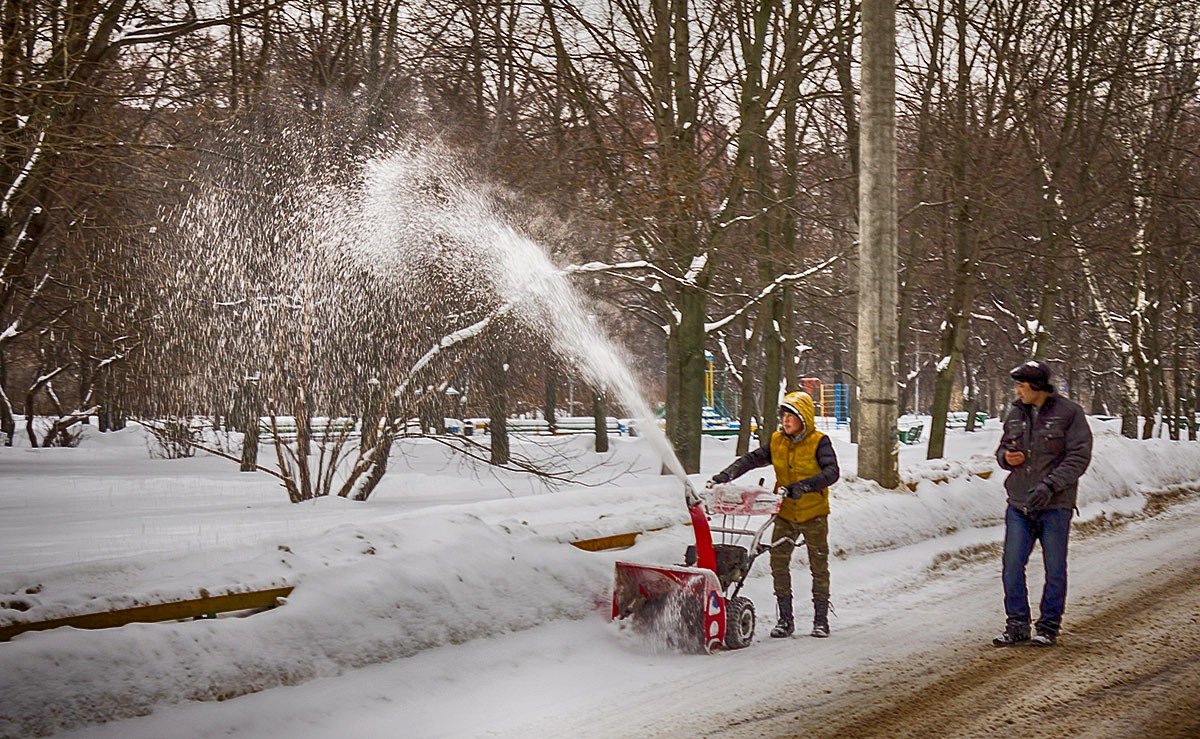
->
[[570, 532, 640, 551], [0, 586, 294, 642]]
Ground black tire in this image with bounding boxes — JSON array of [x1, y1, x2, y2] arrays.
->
[[724, 596, 756, 649]]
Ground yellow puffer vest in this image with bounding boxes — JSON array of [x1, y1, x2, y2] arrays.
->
[[771, 428, 831, 523]]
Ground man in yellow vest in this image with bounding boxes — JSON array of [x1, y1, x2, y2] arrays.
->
[[709, 391, 840, 637]]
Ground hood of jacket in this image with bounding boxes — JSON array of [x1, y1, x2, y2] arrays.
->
[[780, 391, 817, 439]]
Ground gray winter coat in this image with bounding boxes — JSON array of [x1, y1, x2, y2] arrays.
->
[[995, 393, 1093, 510]]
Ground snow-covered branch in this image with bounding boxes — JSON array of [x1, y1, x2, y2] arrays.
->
[[110, 3, 278, 48], [988, 297, 1028, 337], [683, 253, 709, 285], [717, 335, 743, 385], [562, 258, 691, 291], [1, 130, 44, 218], [705, 254, 841, 334], [393, 303, 515, 398], [563, 259, 651, 274]]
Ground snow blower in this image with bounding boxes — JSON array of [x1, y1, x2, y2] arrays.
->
[[612, 481, 780, 652]]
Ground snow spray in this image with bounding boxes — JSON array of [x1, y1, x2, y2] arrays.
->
[[356, 143, 690, 481]]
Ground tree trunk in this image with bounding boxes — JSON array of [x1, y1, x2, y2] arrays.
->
[[736, 380, 757, 457], [927, 0, 976, 460], [759, 290, 784, 446], [666, 285, 706, 474], [25, 401, 38, 447], [964, 355, 979, 433], [664, 312, 680, 474], [781, 288, 799, 392], [360, 380, 381, 454], [293, 383, 314, 499], [845, 234, 861, 445], [1144, 310, 1168, 439], [237, 380, 260, 472], [1139, 304, 1164, 440], [897, 289, 913, 415], [1118, 351, 1141, 439], [489, 359, 510, 466], [1132, 316, 1152, 441], [1170, 334, 1182, 442], [0, 354, 14, 446], [1186, 300, 1197, 441], [593, 391, 608, 453], [353, 429, 395, 502], [545, 371, 557, 434], [734, 313, 762, 456], [1191, 371, 1198, 442], [926, 260, 974, 458], [833, 8, 861, 445], [1030, 267, 1060, 360], [736, 308, 767, 454]]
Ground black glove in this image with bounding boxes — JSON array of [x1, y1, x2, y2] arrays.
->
[[1027, 483, 1053, 510], [780, 482, 810, 499], [710, 471, 731, 486]]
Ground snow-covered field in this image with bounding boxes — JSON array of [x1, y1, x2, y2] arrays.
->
[[3, 418, 1200, 738]]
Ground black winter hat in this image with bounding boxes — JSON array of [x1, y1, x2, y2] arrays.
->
[[1010, 360, 1053, 392]]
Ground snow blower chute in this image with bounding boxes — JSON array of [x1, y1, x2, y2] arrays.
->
[[612, 481, 781, 652]]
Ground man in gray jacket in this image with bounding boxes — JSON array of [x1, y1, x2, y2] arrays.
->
[[992, 360, 1092, 647]]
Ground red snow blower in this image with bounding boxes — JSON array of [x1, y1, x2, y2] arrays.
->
[[612, 481, 781, 652]]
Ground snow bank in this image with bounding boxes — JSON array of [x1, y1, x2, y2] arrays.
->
[[826, 422, 1200, 557], [0, 517, 615, 737]]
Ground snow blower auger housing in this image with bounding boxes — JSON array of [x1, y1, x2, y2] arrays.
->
[[612, 481, 780, 652]]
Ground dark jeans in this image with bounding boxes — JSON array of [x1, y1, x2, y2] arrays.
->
[[1002, 504, 1073, 635]]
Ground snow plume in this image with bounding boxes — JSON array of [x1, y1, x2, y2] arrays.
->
[[352, 146, 689, 480], [142, 131, 687, 485], [140, 121, 407, 422]]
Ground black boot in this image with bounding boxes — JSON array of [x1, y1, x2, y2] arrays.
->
[[991, 623, 1030, 646], [812, 600, 830, 638], [770, 595, 794, 638]]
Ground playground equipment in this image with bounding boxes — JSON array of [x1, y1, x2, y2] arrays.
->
[[702, 353, 851, 433], [704, 350, 737, 420], [800, 377, 850, 430]]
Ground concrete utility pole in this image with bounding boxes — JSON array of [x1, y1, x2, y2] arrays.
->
[[856, 0, 900, 488]]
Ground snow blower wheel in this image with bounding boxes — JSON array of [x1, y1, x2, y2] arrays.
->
[[724, 595, 755, 649]]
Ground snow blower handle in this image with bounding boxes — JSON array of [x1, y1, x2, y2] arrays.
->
[[759, 534, 803, 555]]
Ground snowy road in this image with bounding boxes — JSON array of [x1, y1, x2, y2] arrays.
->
[[712, 495, 1200, 739], [56, 491, 1200, 739]]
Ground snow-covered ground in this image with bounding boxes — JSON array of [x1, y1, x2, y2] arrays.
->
[[3, 418, 1200, 738]]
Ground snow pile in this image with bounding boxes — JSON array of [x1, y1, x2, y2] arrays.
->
[[1077, 424, 1200, 498], [829, 472, 1001, 556], [1, 517, 614, 736], [827, 422, 1200, 557]]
